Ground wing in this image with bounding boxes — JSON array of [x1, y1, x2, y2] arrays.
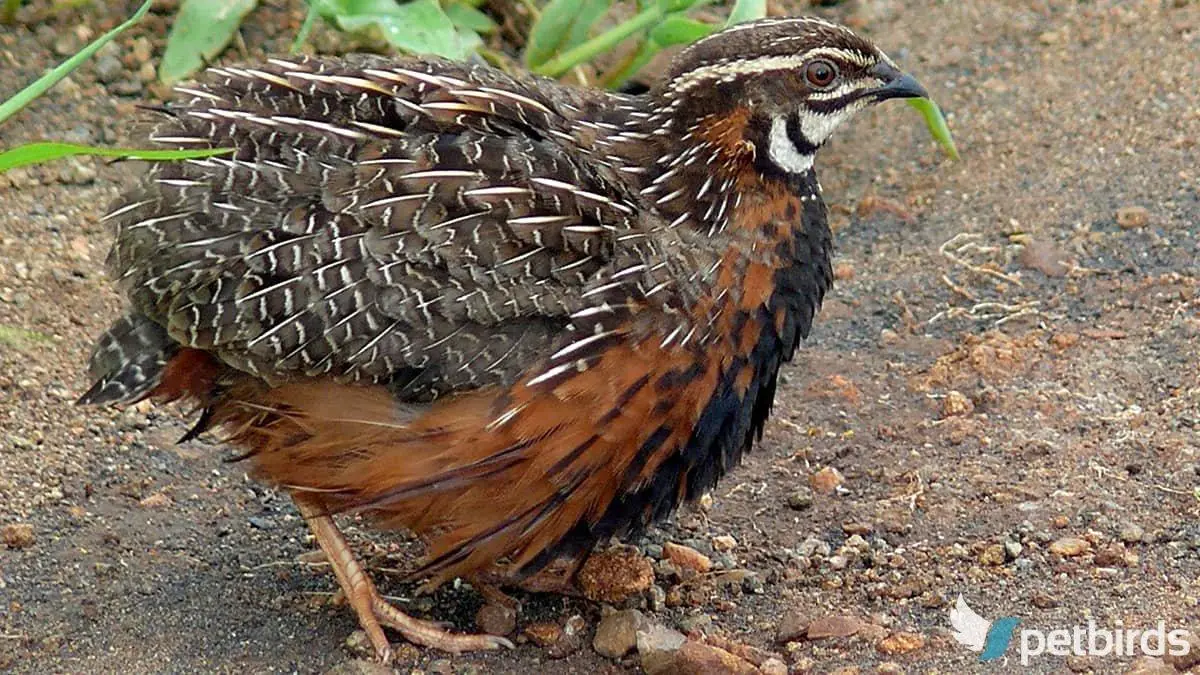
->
[[104, 55, 658, 398], [949, 595, 990, 652]]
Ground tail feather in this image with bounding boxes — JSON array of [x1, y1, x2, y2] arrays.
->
[[78, 313, 178, 405]]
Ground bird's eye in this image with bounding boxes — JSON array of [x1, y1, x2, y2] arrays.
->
[[804, 60, 838, 89]]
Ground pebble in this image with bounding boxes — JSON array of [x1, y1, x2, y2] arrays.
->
[[647, 640, 758, 675], [877, 631, 925, 655], [677, 612, 714, 635], [875, 663, 905, 675], [1094, 543, 1127, 567], [647, 584, 666, 612], [776, 610, 809, 643], [594, 609, 647, 658], [1119, 522, 1145, 543], [712, 535, 737, 552], [138, 493, 172, 508], [978, 544, 1005, 566], [637, 623, 687, 674], [522, 622, 562, 647], [810, 466, 844, 494], [1004, 541, 1024, 560], [1116, 206, 1150, 229], [805, 615, 863, 640], [578, 548, 654, 603], [828, 555, 849, 570], [663, 542, 712, 573], [1124, 656, 1175, 674], [94, 55, 124, 84], [1049, 537, 1091, 557], [3, 523, 35, 549], [786, 487, 814, 510], [475, 602, 516, 637], [942, 390, 974, 417], [761, 657, 788, 675], [798, 536, 831, 558]]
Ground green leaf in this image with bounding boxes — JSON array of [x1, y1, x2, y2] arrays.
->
[[0, 142, 233, 173], [444, 2, 496, 34], [906, 97, 959, 160], [316, 0, 475, 60], [159, 0, 259, 85], [524, 0, 608, 69], [0, 0, 152, 127], [649, 15, 715, 47], [725, 0, 766, 26]]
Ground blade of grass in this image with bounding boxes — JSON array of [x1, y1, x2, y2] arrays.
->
[[1, 0, 20, 24], [533, 3, 667, 78], [0, 142, 233, 173], [291, 0, 322, 53], [0, 0, 152, 127], [907, 98, 959, 160]]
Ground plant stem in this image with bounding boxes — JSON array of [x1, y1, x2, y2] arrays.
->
[[291, 1, 321, 54], [533, 3, 665, 78], [0, 0, 153, 127]]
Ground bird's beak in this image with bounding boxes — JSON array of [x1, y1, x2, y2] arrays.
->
[[869, 62, 929, 102]]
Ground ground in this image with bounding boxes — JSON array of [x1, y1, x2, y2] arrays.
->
[[1, 1, 1197, 673]]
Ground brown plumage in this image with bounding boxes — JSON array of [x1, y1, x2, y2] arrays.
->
[[80, 16, 930, 660]]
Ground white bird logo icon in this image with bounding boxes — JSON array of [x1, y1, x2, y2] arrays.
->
[[949, 594, 991, 652]]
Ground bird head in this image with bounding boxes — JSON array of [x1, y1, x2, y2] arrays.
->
[[653, 17, 929, 177]]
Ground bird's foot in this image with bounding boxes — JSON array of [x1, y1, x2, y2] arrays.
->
[[369, 593, 513, 654], [292, 493, 512, 662]]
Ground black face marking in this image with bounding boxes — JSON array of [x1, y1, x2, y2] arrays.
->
[[785, 114, 820, 156]]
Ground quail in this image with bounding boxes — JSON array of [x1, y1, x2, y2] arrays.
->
[[81, 16, 931, 660]]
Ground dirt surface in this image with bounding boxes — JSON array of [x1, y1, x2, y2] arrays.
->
[[1, 1, 1198, 673]]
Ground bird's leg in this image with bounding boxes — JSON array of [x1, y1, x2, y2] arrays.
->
[[291, 493, 514, 659]]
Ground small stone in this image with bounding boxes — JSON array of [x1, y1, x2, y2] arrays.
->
[[138, 493, 172, 508], [247, 516, 274, 530], [3, 523, 35, 549], [1119, 522, 1145, 543], [1094, 543, 1127, 567], [760, 657, 788, 675], [697, 493, 714, 511], [786, 487, 814, 510], [1031, 591, 1060, 609], [877, 631, 925, 655], [1124, 656, 1175, 675], [1116, 206, 1150, 229], [1049, 537, 1091, 557], [427, 658, 452, 675], [593, 609, 646, 659], [652, 640, 758, 675], [942, 390, 974, 417], [810, 466, 844, 494], [475, 601, 516, 636], [712, 535, 737, 552], [875, 663, 905, 675], [828, 555, 848, 570], [343, 630, 374, 659], [523, 622, 562, 647], [1065, 655, 1092, 673], [776, 610, 808, 643], [677, 613, 713, 635], [546, 615, 587, 658], [578, 548, 654, 604], [798, 536, 831, 558], [637, 623, 688, 675], [978, 544, 1006, 566], [1004, 541, 1024, 560], [663, 542, 712, 574], [94, 55, 124, 84], [647, 584, 666, 612], [806, 615, 863, 640]]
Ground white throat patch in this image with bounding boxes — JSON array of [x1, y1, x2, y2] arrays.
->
[[767, 115, 813, 174]]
